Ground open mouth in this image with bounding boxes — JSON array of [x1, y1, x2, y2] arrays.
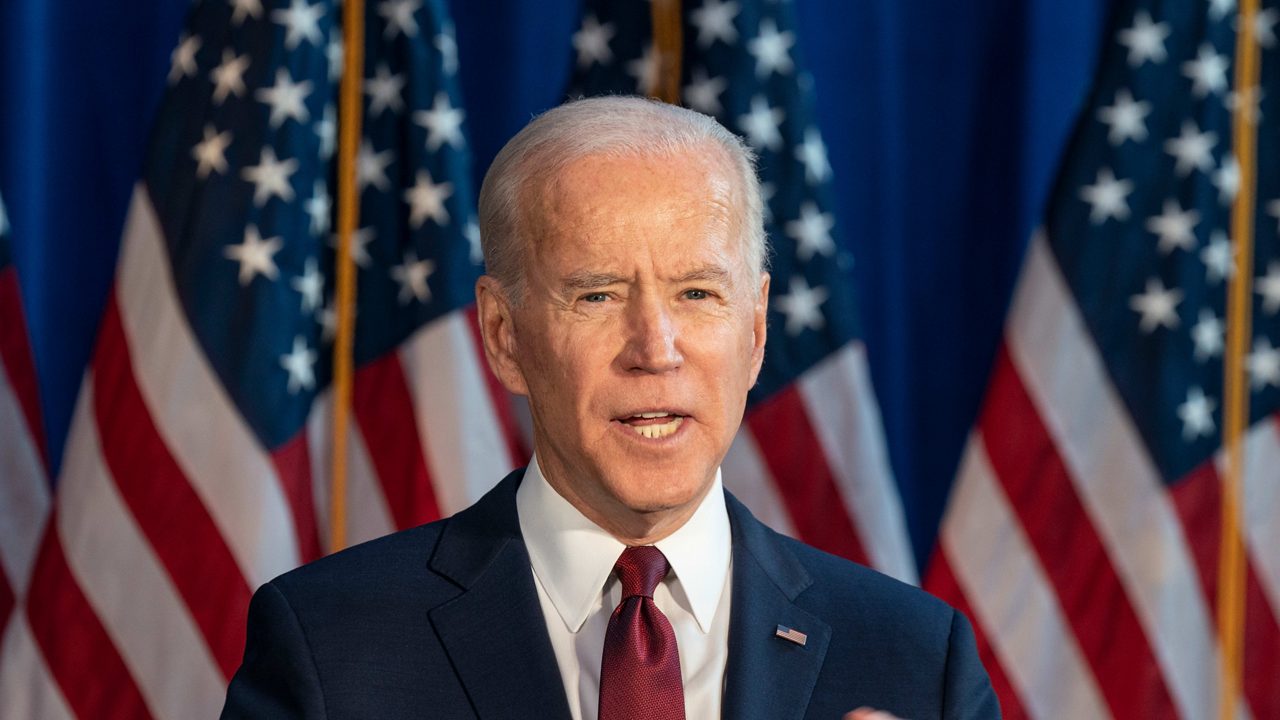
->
[[617, 412, 686, 439]]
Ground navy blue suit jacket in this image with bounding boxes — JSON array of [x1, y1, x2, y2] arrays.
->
[[221, 470, 999, 719]]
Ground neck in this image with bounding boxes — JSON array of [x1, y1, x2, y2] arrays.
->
[[584, 501, 702, 547], [533, 458, 713, 546]]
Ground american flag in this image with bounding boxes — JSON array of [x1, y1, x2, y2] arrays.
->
[[567, 0, 916, 583], [0, 190, 60, 716], [0, 0, 523, 716], [925, 0, 1280, 718]]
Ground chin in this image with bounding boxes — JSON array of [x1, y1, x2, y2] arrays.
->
[[600, 461, 717, 514]]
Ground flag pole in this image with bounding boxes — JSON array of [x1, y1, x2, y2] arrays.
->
[[649, 0, 683, 103], [1219, 0, 1260, 716], [331, 0, 366, 554]]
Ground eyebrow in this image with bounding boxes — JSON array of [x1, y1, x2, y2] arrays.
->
[[558, 266, 733, 293], [559, 271, 626, 292], [674, 266, 732, 285]]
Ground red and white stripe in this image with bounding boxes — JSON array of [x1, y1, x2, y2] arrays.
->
[[1, 184, 522, 719], [0, 261, 48, 643], [0, 244, 73, 720], [726, 341, 917, 583], [928, 233, 1280, 719]]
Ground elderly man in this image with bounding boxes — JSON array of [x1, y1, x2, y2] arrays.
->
[[221, 96, 999, 720]]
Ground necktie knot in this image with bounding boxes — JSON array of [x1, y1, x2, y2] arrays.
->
[[614, 546, 669, 599]]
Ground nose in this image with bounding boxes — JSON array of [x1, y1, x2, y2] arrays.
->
[[619, 294, 683, 374]]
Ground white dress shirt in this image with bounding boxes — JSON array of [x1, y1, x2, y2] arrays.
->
[[516, 455, 733, 720]]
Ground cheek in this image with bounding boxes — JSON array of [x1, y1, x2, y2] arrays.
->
[[688, 316, 758, 392], [523, 322, 614, 417]]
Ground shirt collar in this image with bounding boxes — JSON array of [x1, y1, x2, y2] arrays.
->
[[516, 454, 732, 634]]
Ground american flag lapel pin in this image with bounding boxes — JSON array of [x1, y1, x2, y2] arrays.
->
[[775, 624, 808, 646]]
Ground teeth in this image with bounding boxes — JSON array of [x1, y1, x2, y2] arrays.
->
[[627, 416, 684, 439], [634, 412, 671, 419]]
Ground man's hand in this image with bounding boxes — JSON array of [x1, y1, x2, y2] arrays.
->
[[844, 708, 904, 720]]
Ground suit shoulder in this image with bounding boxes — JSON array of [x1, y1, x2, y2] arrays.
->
[[267, 518, 451, 602], [780, 534, 954, 627]]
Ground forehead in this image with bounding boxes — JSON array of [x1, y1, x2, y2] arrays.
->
[[522, 148, 744, 262]]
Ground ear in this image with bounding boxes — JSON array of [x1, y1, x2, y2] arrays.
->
[[475, 275, 530, 396], [748, 272, 770, 387]]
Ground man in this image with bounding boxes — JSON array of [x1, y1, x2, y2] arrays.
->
[[221, 96, 999, 720]]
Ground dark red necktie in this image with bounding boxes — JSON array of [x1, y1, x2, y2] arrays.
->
[[598, 546, 686, 720]]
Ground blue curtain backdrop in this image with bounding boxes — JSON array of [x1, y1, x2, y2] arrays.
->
[[0, 0, 1110, 568]]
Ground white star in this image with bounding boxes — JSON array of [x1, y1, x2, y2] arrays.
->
[[326, 35, 344, 83], [1079, 167, 1133, 224], [1268, 198, 1280, 234], [1244, 8, 1278, 47], [291, 258, 324, 313], [1164, 121, 1217, 177], [279, 336, 318, 394], [1117, 10, 1170, 66], [317, 105, 336, 160], [1210, 0, 1236, 22], [747, 19, 794, 78], [230, 0, 262, 25], [241, 147, 298, 206], [224, 225, 282, 285], [391, 250, 435, 304], [690, 0, 739, 48], [168, 33, 201, 84], [775, 276, 828, 336], [1182, 43, 1229, 98], [1129, 277, 1182, 332], [1212, 156, 1240, 205], [192, 125, 232, 179], [256, 68, 312, 129], [1257, 262, 1280, 314], [210, 49, 250, 104], [435, 23, 459, 74], [404, 170, 453, 228], [331, 226, 375, 268], [378, 0, 421, 39], [413, 92, 465, 151], [573, 14, 614, 68], [271, 0, 325, 50], [1191, 309, 1224, 362], [786, 202, 835, 261], [464, 220, 482, 264], [1248, 337, 1280, 390], [1226, 86, 1264, 125], [1146, 199, 1199, 254], [1097, 88, 1151, 145], [738, 95, 785, 151], [364, 64, 405, 117], [627, 44, 661, 94], [319, 302, 338, 342], [305, 180, 331, 236], [684, 68, 727, 115], [795, 128, 831, 185], [1177, 387, 1216, 441], [356, 140, 394, 193], [1200, 231, 1235, 284]]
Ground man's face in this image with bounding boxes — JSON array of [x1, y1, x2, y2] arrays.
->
[[479, 148, 768, 539]]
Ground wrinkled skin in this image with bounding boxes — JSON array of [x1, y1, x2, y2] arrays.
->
[[476, 147, 769, 544]]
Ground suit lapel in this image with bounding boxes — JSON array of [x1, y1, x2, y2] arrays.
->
[[722, 493, 830, 720], [427, 470, 573, 720]]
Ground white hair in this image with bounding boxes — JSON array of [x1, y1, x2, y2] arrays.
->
[[477, 96, 768, 301]]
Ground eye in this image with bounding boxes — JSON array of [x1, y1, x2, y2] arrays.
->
[[683, 289, 710, 300], [582, 292, 610, 303]]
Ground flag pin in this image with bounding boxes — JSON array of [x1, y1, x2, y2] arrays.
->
[[775, 624, 807, 646]]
